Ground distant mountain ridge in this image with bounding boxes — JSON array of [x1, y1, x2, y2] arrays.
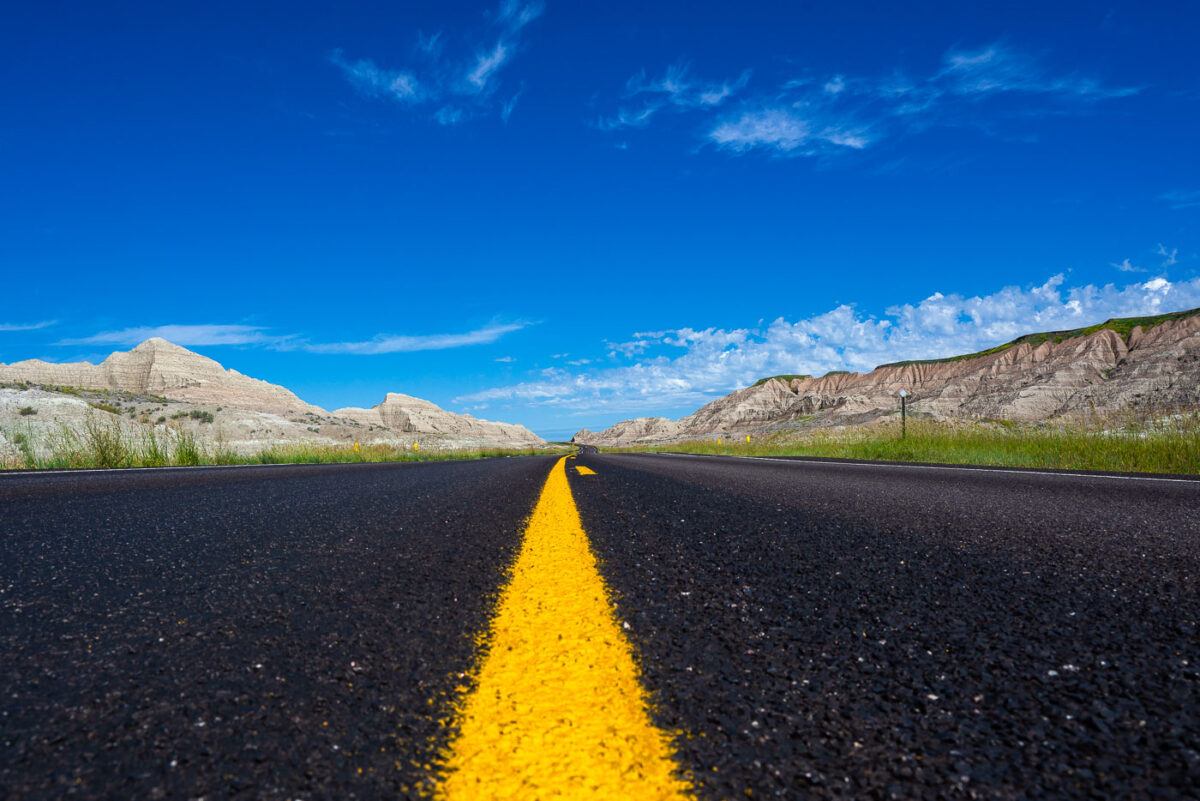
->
[[0, 338, 544, 447], [574, 307, 1200, 446]]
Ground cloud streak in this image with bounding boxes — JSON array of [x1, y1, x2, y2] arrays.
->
[[600, 62, 749, 130], [455, 273, 1200, 416], [305, 322, 530, 354], [0, 320, 56, 332], [58, 324, 276, 347], [1161, 190, 1200, 210], [602, 42, 1138, 158], [57, 321, 530, 355], [331, 1, 542, 125]]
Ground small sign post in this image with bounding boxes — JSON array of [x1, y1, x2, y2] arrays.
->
[[899, 390, 908, 438]]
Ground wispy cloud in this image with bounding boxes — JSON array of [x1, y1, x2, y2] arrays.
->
[[55, 321, 529, 355], [455, 273, 1200, 416], [306, 321, 530, 354], [1156, 243, 1179, 266], [1112, 258, 1144, 273], [58, 324, 276, 347], [1161, 190, 1200, 210], [600, 62, 749, 130], [0, 320, 56, 332], [602, 42, 1138, 158], [936, 44, 1139, 100], [709, 108, 869, 154], [331, 1, 542, 125]]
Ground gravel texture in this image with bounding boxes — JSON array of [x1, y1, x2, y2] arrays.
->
[[3, 454, 1198, 799], [0, 459, 551, 799], [570, 451, 1200, 799]]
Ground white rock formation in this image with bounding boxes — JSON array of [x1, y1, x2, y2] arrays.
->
[[0, 338, 320, 415], [0, 338, 547, 452], [334, 393, 543, 446]]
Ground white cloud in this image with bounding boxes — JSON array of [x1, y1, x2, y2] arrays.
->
[[58, 324, 275, 347], [709, 109, 811, 153], [331, 1, 542, 124], [455, 274, 1200, 416], [606, 41, 1137, 158], [0, 320, 56, 332], [937, 44, 1139, 99], [498, 0, 544, 31], [1156, 243, 1179, 266], [601, 63, 750, 129], [329, 51, 423, 103], [306, 321, 529, 354], [708, 108, 869, 154], [823, 75, 846, 95], [500, 87, 523, 123], [467, 42, 509, 90], [57, 321, 529, 355], [495, 355, 517, 362], [1112, 258, 1143, 273], [1162, 190, 1200, 210]]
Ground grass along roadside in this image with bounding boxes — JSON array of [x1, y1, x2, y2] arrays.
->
[[603, 412, 1200, 475], [1, 415, 564, 471]]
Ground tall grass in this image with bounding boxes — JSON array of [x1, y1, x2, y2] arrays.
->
[[1, 414, 563, 471], [607, 411, 1200, 475]]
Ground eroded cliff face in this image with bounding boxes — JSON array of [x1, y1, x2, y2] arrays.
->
[[574, 316, 1200, 445], [0, 338, 321, 415], [0, 339, 547, 450], [333, 393, 544, 445]]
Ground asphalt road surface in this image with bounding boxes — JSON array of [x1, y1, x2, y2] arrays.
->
[[2, 453, 1198, 798]]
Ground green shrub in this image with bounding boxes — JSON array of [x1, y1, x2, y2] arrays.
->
[[18, 406, 37, 416]]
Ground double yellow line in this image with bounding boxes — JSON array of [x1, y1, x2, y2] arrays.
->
[[437, 457, 691, 799]]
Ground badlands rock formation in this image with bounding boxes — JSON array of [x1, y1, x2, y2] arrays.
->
[[0, 338, 545, 450], [575, 311, 1200, 445], [334, 393, 543, 445], [0, 338, 321, 415]]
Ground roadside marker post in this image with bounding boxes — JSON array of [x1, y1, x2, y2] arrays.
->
[[899, 389, 908, 438]]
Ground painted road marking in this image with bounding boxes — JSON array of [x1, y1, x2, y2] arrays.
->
[[575, 465, 598, 476], [437, 457, 690, 800]]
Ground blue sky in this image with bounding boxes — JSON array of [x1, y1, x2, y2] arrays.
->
[[2, 1, 1198, 439]]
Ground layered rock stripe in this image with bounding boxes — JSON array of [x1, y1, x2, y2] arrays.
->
[[2, 454, 1198, 798]]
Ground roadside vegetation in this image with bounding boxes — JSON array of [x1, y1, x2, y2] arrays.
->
[[605, 410, 1200, 475], [0, 415, 563, 471]]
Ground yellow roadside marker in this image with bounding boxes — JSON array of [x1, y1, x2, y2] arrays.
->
[[437, 457, 690, 800], [575, 465, 597, 476]]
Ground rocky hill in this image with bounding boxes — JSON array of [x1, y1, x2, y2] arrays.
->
[[0, 338, 320, 415], [574, 309, 1200, 446], [0, 339, 545, 454], [334, 393, 541, 445]]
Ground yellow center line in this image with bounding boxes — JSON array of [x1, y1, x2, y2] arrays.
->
[[436, 456, 691, 800], [575, 465, 597, 476]]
